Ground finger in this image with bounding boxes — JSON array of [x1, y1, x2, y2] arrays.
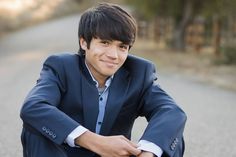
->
[[126, 145, 142, 156], [118, 136, 141, 155], [129, 141, 140, 148], [120, 136, 139, 148], [125, 139, 140, 148]]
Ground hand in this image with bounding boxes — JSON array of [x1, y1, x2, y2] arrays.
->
[[75, 130, 141, 157], [137, 151, 155, 157], [97, 135, 141, 157]]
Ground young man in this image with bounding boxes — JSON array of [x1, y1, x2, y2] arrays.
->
[[20, 3, 187, 157]]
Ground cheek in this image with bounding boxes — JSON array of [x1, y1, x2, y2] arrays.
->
[[119, 53, 128, 63]]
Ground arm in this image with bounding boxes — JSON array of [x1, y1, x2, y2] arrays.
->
[[65, 125, 141, 156], [139, 63, 187, 157], [74, 130, 141, 157], [138, 140, 163, 157], [138, 151, 155, 157], [20, 55, 80, 144]]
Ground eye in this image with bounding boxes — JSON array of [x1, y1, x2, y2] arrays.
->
[[119, 44, 129, 51], [100, 40, 110, 46]]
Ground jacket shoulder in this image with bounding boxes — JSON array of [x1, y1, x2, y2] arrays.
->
[[44, 53, 82, 68], [45, 53, 79, 63], [124, 54, 155, 71]]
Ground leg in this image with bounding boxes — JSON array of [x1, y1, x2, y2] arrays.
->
[[21, 128, 67, 157]]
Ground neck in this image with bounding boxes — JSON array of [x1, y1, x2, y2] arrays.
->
[[84, 60, 107, 88], [97, 78, 106, 88]]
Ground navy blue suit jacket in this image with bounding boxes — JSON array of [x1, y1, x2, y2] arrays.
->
[[20, 53, 186, 157]]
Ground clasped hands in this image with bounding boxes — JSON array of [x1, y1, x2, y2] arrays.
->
[[75, 130, 154, 157]]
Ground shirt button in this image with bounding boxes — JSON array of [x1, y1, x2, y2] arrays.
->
[[99, 97, 103, 101], [98, 122, 102, 125]]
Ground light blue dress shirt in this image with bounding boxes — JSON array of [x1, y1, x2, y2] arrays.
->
[[94, 77, 112, 134]]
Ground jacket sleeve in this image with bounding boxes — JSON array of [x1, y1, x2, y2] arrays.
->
[[139, 62, 187, 157], [20, 55, 80, 145]]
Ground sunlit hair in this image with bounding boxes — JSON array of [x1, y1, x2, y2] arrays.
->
[[78, 3, 137, 54]]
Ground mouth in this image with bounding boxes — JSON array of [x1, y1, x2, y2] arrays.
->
[[101, 60, 118, 67]]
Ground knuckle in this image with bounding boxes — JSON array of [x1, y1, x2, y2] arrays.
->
[[119, 150, 128, 156]]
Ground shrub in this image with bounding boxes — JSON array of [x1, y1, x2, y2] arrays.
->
[[220, 45, 236, 64]]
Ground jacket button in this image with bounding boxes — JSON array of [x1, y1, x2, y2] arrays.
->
[[45, 129, 49, 134], [170, 143, 176, 150], [49, 131, 53, 136], [174, 138, 179, 143], [52, 134, 57, 139]]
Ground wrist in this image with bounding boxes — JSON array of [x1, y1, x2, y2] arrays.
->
[[139, 151, 155, 157], [74, 130, 103, 153]]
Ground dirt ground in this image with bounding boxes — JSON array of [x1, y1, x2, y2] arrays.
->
[[132, 39, 236, 91]]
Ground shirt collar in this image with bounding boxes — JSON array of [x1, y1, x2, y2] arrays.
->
[[85, 61, 113, 88]]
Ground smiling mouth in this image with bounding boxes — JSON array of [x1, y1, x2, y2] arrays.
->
[[101, 60, 118, 67]]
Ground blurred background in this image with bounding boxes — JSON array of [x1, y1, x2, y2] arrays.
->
[[0, 0, 235, 157]]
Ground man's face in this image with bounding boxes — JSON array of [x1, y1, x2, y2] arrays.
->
[[80, 37, 129, 82]]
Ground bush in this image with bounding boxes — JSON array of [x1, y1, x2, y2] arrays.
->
[[220, 45, 236, 64]]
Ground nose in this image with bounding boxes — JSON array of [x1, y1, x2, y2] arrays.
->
[[106, 45, 118, 59]]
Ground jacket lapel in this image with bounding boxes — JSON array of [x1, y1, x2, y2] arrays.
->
[[79, 56, 99, 132], [100, 68, 130, 135], [81, 78, 99, 132]]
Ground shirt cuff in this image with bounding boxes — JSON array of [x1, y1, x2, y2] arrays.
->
[[138, 140, 163, 157], [65, 125, 88, 147]]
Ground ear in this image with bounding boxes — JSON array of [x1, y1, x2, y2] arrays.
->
[[80, 38, 88, 50]]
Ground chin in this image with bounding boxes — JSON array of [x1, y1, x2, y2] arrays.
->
[[103, 71, 116, 77], [105, 72, 115, 77], [102, 68, 118, 75]]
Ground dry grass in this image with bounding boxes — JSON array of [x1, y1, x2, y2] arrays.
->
[[131, 39, 236, 91]]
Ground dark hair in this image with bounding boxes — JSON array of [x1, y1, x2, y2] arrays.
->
[[78, 3, 137, 54]]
